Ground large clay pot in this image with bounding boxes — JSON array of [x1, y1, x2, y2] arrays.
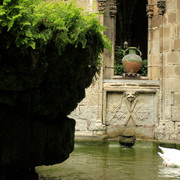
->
[[122, 47, 142, 73]]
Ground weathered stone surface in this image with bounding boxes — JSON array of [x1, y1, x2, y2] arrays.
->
[[174, 38, 180, 50], [165, 78, 180, 91], [178, 0, 180, 11], [167, 0, 177, 10], [174, 92, 180, 105], [168, 12, 176, 23], [164, 65, 173, 78], [176, 24, 180, 37], [163, 26, 170, 38], [172, 106, 180, 121], [166, 51, 180, 64], [150, 67, 161, 80], [174, 65, 180, 77], [177, 10, 180, 23], [72, 0, 180, 143], [163, 38, 171, 51], [175, 122, 180, 134]]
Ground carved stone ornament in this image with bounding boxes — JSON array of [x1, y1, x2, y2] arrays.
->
[[157, 0, 166, 15], [124, 91, 138, 102], [109, 3, 117, 17], [98, 0, 107, 13], [146, 4, 154, 18], [123, 91, 138, 126]]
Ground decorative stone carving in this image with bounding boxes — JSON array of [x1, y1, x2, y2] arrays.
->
[[157, 0, 166, 15], [135, 105, 151, 122], [98, 0, 107, 13], [109, 3, 117, 17], [123, 91, 138, 126], [146, 4, 154, 18], [124, 91, 138, 102], [106, 91, 155, 128]]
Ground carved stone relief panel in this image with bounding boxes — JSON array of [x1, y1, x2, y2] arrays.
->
[[106, 91, 156, 137]]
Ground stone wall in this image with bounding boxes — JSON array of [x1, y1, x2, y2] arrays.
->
[[70, 0, 180, 142], [154, 0, 180, 141], [69, 73, 106, 137]]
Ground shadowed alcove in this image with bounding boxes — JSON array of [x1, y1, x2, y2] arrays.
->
[[114, 0, 148, 75]]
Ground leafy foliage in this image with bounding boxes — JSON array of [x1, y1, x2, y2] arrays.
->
[[114, 46, 126, 75], [138, 59, 148, 76], [0, 0, 111, 119], [0, 0, 110, 53]]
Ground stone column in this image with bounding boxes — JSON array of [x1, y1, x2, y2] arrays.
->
[[147, 0, 162, 80]]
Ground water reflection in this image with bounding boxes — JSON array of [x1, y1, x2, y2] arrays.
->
[[36, 141, 180, 180], [159, 166, 180, 179]]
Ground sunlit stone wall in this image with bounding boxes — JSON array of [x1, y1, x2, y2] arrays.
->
[[68, 0, 106, 138], [154, 0, 180, 141], [70, 0, 180, 142]]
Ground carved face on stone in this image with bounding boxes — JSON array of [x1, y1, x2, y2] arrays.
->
[[124, 91, 138, 102]]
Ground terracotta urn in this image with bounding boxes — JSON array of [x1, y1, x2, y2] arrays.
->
[[122, 47, 142, 73]]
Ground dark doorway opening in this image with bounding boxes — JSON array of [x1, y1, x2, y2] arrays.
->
[[114, 0, 148, 76]]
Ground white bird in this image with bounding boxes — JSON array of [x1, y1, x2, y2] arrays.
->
[[158, 146, 180, 167]]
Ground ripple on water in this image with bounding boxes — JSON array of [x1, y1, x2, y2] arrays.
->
[[36, 141, 180, 180]]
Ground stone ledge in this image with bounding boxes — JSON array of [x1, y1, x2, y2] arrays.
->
[[75, 135, 108, 141], [104, 79, 160, 84], [103, 79, 160, 91]]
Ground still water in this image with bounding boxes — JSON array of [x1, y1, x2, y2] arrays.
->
[[36, 141, 180, 180]]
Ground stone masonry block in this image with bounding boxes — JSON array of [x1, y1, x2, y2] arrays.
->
[[178, 0, 180, 10], [168, 12, 176, 23], [150, 53, 160, 66], [165, 78, 180, 91], [170, 24, 176, 38], [177, 11, 180, 23], [163, 39, 171, 51], [174, 38, 180, 50], [163, 15, 168, 25], [150, 66, 160, 80], [164, 105, 172, 120], [174, 65, 180, 77], [152, 16, 159, 29], [166, 51, 180, 64], [152, 28, 159, 41], [166, 0, 177, 10], [177, 0, 180, 10], [174, 92, 180, 105], [172, 106, 180, 121], [175, 122, 180, 134], [164, 65, 173, 78], [163, 26, 170, 38], [177, 24, 180, 38], [151, 40, 159, 52]]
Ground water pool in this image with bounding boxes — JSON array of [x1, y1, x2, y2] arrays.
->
[[36, 141, 180, 180]]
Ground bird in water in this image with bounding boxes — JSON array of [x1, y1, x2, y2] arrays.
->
[[158, 146, 180, 167]]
